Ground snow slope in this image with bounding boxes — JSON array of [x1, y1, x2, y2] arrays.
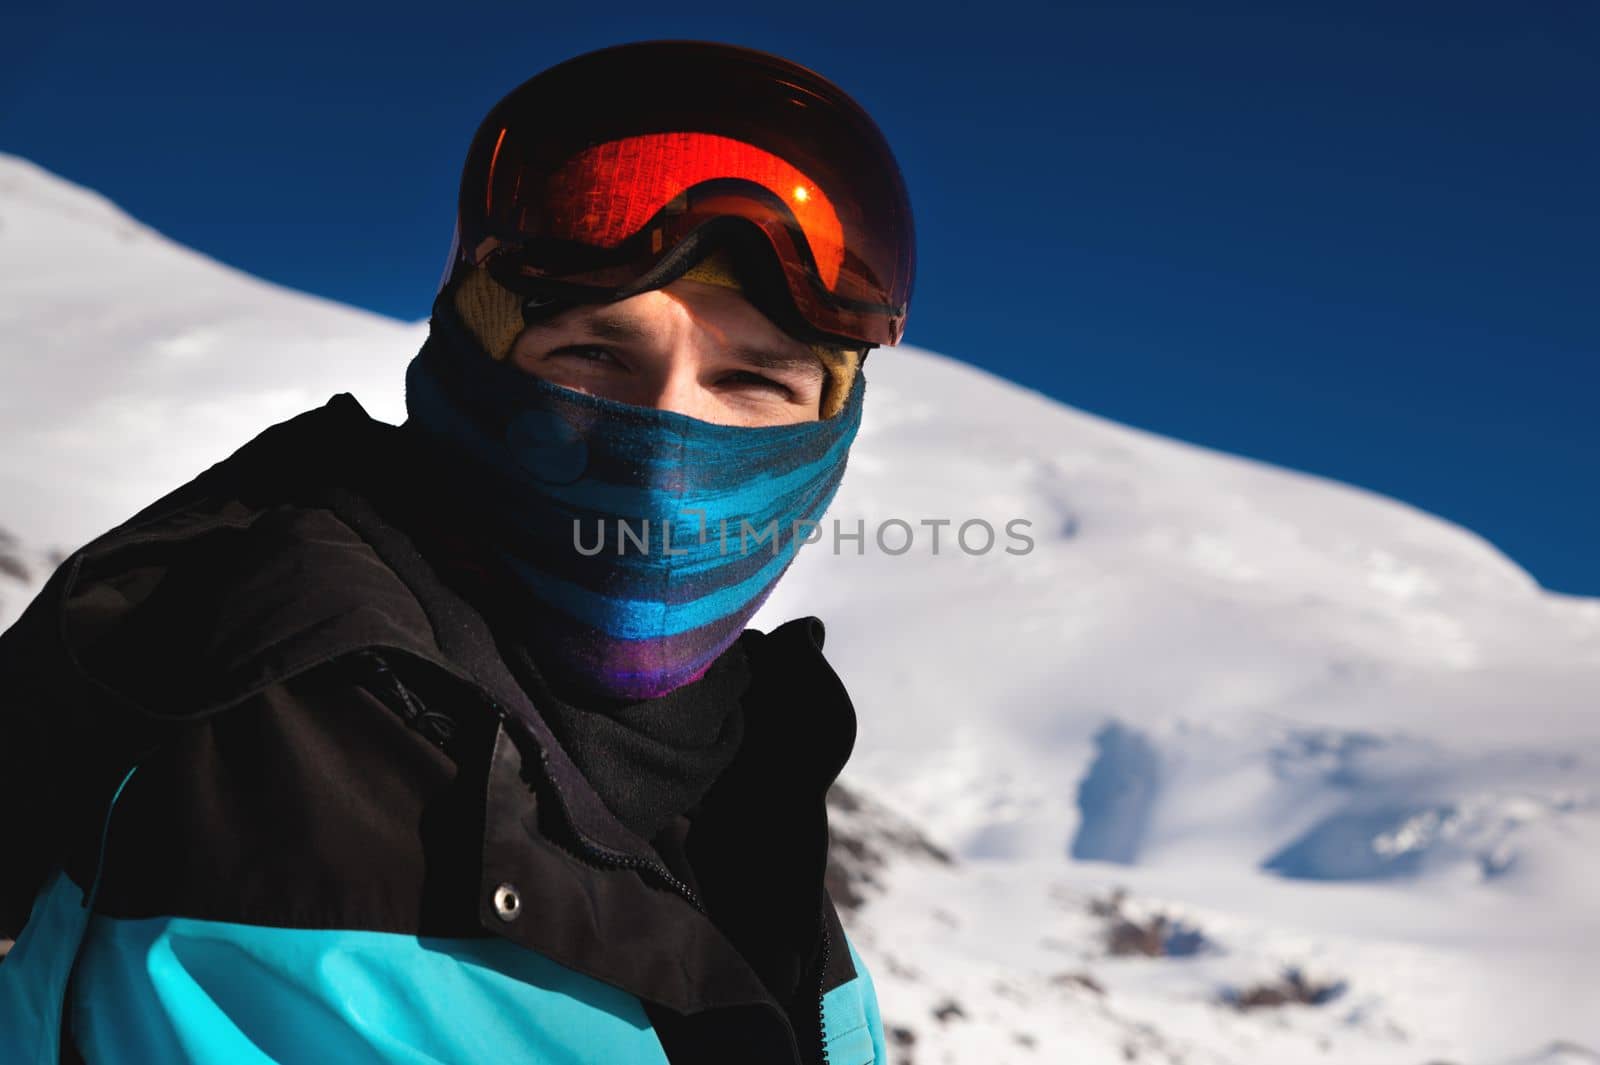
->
[[3, 152, 1596, 1063], [0, 153, 419, 563], [760, 328, 1600, 1063]]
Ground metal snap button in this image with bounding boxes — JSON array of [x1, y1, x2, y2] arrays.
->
[[492, 883, 522, 922]]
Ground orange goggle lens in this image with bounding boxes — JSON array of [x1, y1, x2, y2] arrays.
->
[[543, 132, 846, 291]]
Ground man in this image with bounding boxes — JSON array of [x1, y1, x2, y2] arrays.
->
[[0, 39, 915, 1064]]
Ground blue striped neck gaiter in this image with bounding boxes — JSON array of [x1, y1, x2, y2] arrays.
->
[[402, 307, 863, 702]]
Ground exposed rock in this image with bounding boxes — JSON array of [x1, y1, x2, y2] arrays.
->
[[0, 525, 27, 582], [1051, 970, 1106, 995], [1221, 967, 1347, 1009], [826, 780, 954, 915], [887, 1024, 918, 1065], [1091, 889, 1211, 958]]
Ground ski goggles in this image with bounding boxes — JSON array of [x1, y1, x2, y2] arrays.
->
[[444, 41, 916, 348]]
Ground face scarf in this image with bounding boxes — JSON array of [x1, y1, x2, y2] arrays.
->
[[401, 301, 864, 702]]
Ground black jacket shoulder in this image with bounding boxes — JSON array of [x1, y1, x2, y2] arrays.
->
[[0, 394, 449, 932]]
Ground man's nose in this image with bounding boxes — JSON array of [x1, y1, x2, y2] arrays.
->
[[635, 355, 715, 421]]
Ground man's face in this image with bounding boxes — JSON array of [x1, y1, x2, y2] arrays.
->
[[507, 278, 826, 427]]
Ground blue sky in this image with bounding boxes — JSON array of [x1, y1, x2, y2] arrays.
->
[[3, 1, 1597, 594]]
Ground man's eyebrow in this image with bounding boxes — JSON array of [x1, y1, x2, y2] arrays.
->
[[727, 345, 826, 378], [571, 312, 654, 343]]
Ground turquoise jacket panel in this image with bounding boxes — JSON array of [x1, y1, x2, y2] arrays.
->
[[0, 873, 888, 1065], [0, 871, 93, 1065], [71, 911, 669, 1064], [823, 935, 891, 1065]]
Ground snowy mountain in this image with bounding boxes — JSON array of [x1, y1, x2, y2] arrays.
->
[[3, 152, 1597, 1064]]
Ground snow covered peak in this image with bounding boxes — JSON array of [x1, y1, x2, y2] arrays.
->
[[0, 154, 421, 558], [0, 152, 155, 239]]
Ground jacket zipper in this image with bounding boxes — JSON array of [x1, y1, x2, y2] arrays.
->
[[356, 650, 458, 746], [815, 908, 833, 1065], [353, 651, 710, 913], [556, 811, 828, 1065], [378, 661, 826, 1065], [555, 812, 709, 915], [485, 690, 836, 1065], [479, 694, 713, 914]]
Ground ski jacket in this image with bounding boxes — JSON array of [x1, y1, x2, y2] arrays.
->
[[0, 393, 887, 1064]]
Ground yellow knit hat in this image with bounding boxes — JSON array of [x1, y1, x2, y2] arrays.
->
[[452, 252, 863, 419]]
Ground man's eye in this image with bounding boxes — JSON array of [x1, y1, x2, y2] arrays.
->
[[721, 370, 791, 396], [551, 345, 617, 363]]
